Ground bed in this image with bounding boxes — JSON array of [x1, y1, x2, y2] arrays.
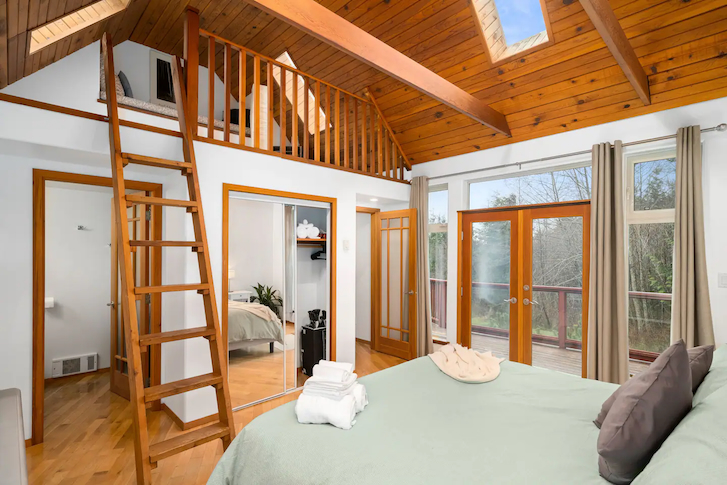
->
[[227, 301, 284, 353], [208, 346, 727, 484]]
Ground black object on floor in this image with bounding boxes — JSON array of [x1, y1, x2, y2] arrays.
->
[[301, 324, 326, 376]]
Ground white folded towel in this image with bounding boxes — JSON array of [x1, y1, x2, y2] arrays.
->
[[312, 363, 351, 382], [429, 343, 504, 383], [295, 393, 357, 430], [304, 373, 358, 393], [316, 360, 354, 373], [303, 382, 368, 413]]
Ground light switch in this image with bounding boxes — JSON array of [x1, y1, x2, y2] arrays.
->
[[343, 239, 350, 252], [719, 273, 727, 289]]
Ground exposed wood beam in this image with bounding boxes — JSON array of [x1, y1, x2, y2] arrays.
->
[[365, 87, 411, 170], [579, 0, 650, 105], [0, 0, 7, 88], [244, 0, 511, 136]]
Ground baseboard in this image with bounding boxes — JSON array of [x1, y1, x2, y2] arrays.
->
[[356, 338, 371, 344], [44, 367, 110, 385], [25, 439, 32, 448], [162, 403, 219, 431]]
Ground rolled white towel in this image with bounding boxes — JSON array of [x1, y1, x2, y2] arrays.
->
[[295, 394, 357, 430], [312, 364, 351, 383], [303, 383, 368, 413], [317, 360, 354, 374]]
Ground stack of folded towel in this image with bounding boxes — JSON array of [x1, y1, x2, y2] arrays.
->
[[295, 360, 368, 430]]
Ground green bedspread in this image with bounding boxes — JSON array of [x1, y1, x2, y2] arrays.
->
[[209, 357, 617, 484]]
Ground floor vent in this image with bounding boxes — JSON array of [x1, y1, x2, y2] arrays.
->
[[51, 353, 98, 378]]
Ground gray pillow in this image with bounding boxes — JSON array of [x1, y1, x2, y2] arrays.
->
[[597, 340, 693, 484], [118, 70, 133, 98], [688, 345, 714, 393]]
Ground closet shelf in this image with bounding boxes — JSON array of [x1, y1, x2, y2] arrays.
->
[[297, 238, 327, 247]]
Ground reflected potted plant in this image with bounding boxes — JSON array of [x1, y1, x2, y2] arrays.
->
[[250, 283, 283, 318]]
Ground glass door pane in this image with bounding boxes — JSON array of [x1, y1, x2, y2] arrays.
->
[[527, 212, 586, 376], [469, 219, 515, 361]]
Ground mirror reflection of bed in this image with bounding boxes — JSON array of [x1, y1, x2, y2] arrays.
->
[[227, 193, 331, 409]]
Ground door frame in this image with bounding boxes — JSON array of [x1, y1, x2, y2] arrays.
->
[[457, 200, 590, 377], [221, 184, 337, 361], [356, 206, 380, 349], [31, 169, 163, 445]]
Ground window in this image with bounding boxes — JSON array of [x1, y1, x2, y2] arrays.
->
[[470, 0, 552, 64], [625, 150, 676, 361], [469, 165, 592, 210], [428, 187, 448, 339], [150, 51, 176, 109]]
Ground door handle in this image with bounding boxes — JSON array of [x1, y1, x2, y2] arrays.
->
[[523, 298, 539, 306], [504, 297, 517, 304], [405, 290, 417, 295], [107, 302, 115, 308]]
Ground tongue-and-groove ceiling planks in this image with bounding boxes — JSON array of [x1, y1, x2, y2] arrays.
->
[[3, 0, 727, 164]]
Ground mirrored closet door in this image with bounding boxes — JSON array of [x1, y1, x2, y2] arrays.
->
[[225, 190, 331, 410]]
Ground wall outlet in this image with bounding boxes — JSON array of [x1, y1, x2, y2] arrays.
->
[[719, 273, 727, 289]]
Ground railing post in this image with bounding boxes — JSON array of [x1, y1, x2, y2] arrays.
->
[[558, 290, 567, 349], [184, 7, 200, 130]]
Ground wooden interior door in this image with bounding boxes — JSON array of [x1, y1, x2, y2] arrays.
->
[[460, 201, 590, 377], [110, 193, 153, 399], [373, 209, 417, 360]]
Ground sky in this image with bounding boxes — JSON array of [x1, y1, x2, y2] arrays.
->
[[495, 0, 547, 45]]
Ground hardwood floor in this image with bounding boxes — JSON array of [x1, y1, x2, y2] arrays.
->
[[28, 340, 402, 484]]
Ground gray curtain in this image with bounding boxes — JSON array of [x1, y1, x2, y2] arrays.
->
[[410, 176, 434, 357], [672, 126, 715, 347], [587, 141, 629, 384]]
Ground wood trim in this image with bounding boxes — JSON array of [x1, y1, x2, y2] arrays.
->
[[356, 207, 379, 349], [460, 200, 591, 216], [184, 7, 200, 125], [364, 88, 411, 170], [244, 0, 511, 136], [0, 0, 7, 89], [44, 367, 110, 385], [579, 0, 651, 106], [356, 206, 380, 214], [32, 169, 162, 446], [456, 211, 463, 346], [222, 184, 337, 362], [433, 338, 449, 346], [162, 403, 219, 431]]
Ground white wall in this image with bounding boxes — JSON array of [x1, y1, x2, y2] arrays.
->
[[355, 212, 372, 341], [228, 198, 285, 295], [44, 183, 114, 378], [413, 95, 727, 346]]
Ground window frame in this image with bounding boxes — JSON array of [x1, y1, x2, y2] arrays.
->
[[624, 148, 677, 225], [149, 50, 176, 109], [428, 184, 449, 234]]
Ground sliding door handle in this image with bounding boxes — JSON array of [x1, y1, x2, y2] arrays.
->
[[503, 297, 517, 304]]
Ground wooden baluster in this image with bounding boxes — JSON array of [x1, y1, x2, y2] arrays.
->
[[239, 50, 246, 146], [384, 129, 390, 177], [343, 94, 349, 169], [279, 65, 286, 156], [184, 8, 199, 133], [267, 61, 274, 151], [392, 140, 398, 180], [304, 77, 310, 159], [223, 43, 231, 142], [292, 72, 298, 157], [254, 55, 260, 149], [362, 103, 368, 173], [325, 85, 331, 164], [208, 36, 215, 139], [377, 114, 383, 176], [335, 89, 341, 167], [352, 99, 358, 171], [314, 81, 320, 162]]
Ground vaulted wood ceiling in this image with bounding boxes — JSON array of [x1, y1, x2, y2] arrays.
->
[[2, 0, 727, 165]]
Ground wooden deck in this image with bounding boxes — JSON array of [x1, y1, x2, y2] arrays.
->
[[472, 334, 650, 376]]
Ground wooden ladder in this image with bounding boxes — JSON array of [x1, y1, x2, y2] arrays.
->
[[101, 33, 235, 484]]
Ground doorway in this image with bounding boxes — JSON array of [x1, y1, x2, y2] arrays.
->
[[459, 201, 590, 377], [31, 170, 162, 445]]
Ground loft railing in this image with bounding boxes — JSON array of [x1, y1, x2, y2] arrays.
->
[[182, 8, 410, 182], [433, 279, 671, 361]]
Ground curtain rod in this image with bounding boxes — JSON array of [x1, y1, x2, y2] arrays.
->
[[428, 123, 727, 182]]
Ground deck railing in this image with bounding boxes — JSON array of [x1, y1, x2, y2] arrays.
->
[[182, 8, 409, 182], [433, 279, 671, 361]]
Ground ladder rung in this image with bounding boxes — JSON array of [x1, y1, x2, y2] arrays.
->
[[126, 194, 198, 209], [129, 240, 203, 249], [149, 423, 230, 463], [134, 284, 209, 295], [121, 153, 193, 172], [144, 373, 222, 403], [139, 327, 215, 346]]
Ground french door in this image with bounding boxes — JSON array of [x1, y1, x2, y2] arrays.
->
[[460, 201, 590, 377], [109, 193, 160, 399], [373, 209, 417, 360]]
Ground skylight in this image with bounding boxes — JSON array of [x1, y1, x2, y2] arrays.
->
[[29, 0, 130, 55], [496, 0, 547, 46], [471, 0, 551, 64], [272, 51, 327, 134]]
